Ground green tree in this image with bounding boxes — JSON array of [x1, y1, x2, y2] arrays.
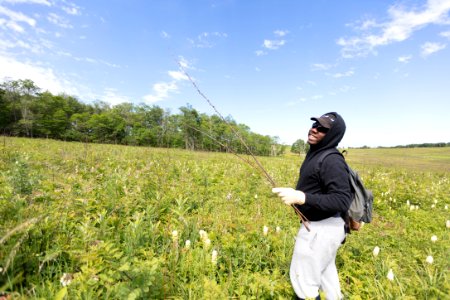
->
[[291, 138, 309, 154], [179, 105, 202, 150]]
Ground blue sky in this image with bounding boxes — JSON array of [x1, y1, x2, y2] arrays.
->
[[1, 0, 450, 147]]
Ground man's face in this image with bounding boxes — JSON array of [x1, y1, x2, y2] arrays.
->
[[307, 122, 328, 145]]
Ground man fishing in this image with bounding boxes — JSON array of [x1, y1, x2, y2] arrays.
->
[[272, 112, 352, 300]]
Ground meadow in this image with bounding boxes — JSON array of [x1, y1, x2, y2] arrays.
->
[[0, 137, 449, 299]]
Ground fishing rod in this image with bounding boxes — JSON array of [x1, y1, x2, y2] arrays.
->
[[176, 60, 310, 230]]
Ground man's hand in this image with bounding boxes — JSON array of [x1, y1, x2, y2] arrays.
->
[[272, 187, 306, 205]]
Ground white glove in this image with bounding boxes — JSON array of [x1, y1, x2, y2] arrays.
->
[[272, 187, 306, 205]]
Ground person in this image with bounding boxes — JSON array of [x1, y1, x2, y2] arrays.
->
[[272, 112, 352, 300]]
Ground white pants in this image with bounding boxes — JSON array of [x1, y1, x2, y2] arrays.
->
[[290, 216, 346, 300]]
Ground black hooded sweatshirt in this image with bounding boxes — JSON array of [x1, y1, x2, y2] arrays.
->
[[295, 112, 352, 222]]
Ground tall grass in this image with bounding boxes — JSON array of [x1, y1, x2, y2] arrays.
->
[[0, 137, 448, 299]]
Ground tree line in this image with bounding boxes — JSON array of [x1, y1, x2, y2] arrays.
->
[[0, 79, 286, 156]]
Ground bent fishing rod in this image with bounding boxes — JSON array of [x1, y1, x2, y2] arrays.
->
[[177, 60, 310, 230]]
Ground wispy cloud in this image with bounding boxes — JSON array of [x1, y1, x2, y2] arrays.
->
[[421, 41, 446, 56], [99, 88, 131, 106], [0, 5, 36, 32], [47, 12, 73, 28], [0, 54, 79, 95], [255, 50, 267, 56], [62, 3, 81, 15], [338, 0, 450, 58], [55, 50, 120, 67], [328, 70, 355, 78], [161, 31, 170, 39], [286, 98, 307, 106], [188, 31, 227, 48], [441, 30, 450, 39], [1, 0, 51, 5], [143, 81, 179, 104], [311, 63, 335, 71], [256, 29, 289, 54], [263, 39, 285, 50], [274, 29, 289, 37], [398, 55, 412, 63], [143, 57, 191, 103], [168, 70, 189, 81]]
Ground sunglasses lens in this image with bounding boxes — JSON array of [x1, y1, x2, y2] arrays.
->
[[317, 127, 329, 133], [312, 122, 329, 133]]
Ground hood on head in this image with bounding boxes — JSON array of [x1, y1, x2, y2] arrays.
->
[[309, 112, 346, 152]]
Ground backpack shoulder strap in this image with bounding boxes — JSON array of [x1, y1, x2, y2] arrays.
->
[[316, 148, 343, 171]]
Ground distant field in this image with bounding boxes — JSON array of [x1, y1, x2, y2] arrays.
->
[[0, 137, 448, 299], [343, 147, 450, 173]]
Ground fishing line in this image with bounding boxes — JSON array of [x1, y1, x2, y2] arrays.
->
[[176, 59, 310, 230]]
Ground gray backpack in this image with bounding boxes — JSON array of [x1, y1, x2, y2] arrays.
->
[[318, 149, 374, 231]]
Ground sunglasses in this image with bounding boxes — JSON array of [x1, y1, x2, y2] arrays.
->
[[312, 122, 329, 133]]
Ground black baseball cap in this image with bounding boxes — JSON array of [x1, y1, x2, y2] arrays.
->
[[311, 113, 336, 129]]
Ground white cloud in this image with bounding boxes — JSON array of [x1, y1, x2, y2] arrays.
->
[[189, 31, 227, 48], [274, 29, 289, 37], [177, 55, 194, 70], [398, 55, 413, 63], [100, 88, 131, 106], [143, 64, 191, 104], [256, 30, 289, 55], [161, 31, 170, 39], [329, 70, 355, 78], [55, 50, 120, 67], [0, 54, 78, 95], [62, 3, 81, 16], [421, 41, 446, 56], [311, 63, 334, 71], [47, 12, 73, 28], [263, 39, 285, 50], [143, 81, 178, 103], [1, 0, 51, 5], [168, 70, 188, 81], [338, 0, 450, 57], [255, 50, 267, 56], [0, 5, 36, 32], [440, 30, 450, 38]]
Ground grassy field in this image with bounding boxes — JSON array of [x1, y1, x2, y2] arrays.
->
[[0, 137, 449, 299]]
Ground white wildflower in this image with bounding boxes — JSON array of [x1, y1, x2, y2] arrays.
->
[[446, 220, 450, 228], [387, 269, 394, 281], [276, 226, 281, 233], [203, 238, 211, 249], [431, 235, 438, 242], [211, 249, 218, 265], [431, 204, 435, 209], [409, 205, 415, 211], [60, 273, 73, 287], [263, 225, 269, 236], [434, 199, 438, 204], [199, 230, 208, 241], [406, 200, 410, 206], [226, 193, 232, 200], [185, 240, 191, 249], [445, 205, 448, 210], [254, 194, 258, 199], [373, 246, 380, 257], [171, 230, 178, 241], [426, 255, 434, 264]]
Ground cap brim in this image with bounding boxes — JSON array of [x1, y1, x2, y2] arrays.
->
[[310, 116, 331, 128], [311, 117, 325, 127]]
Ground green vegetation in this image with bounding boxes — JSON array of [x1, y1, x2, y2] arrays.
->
[[1, 137, 449, 299], [0, 79, 281, 156]]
